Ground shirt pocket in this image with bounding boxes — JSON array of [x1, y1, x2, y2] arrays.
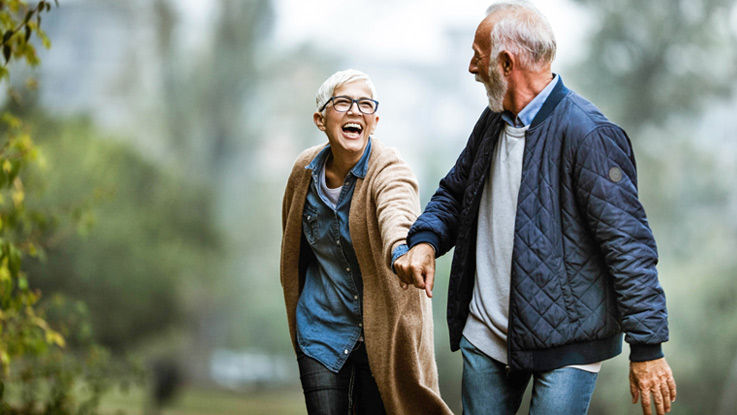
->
[[302, 205, 319, 246]]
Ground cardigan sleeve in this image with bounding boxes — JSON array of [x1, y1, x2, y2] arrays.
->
[[372, 149, 421, 270]]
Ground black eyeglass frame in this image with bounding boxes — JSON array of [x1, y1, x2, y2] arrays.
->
[[319, 96, 380, 114]]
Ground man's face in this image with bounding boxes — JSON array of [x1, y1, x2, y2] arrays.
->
[[469, 18, 493, 85], [314, 80, 379, 157], [483, 57, 507, 112], [469, 16, 508, 112]]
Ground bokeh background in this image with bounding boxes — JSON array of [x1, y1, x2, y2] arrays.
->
[[2, 0, 737, 413]]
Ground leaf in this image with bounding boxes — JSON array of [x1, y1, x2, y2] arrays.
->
[[2, 30, 11, 43], [2, 45, 9, 63], [24, 25, 30, 42]]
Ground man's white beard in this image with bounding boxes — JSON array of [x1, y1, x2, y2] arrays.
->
[[481, 65, 507, 112]]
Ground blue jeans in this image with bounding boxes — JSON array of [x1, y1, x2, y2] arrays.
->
[[460, 336, 598, 414], [297, 342, 386, 415]]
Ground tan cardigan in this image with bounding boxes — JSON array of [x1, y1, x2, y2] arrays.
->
[[280, 139, 452, 414]]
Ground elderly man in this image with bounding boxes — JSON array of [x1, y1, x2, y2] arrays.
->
[[393, 1, 677, 414]]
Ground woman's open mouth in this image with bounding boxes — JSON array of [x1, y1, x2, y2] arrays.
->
[[342, 122, 363, 139]]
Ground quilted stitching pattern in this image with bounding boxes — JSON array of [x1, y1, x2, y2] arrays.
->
[[409, 86, 668, 370]]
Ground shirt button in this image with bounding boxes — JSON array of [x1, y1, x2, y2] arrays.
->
[[354, 295, 358, 300], [344, 349, 349, 355], [345, 267, 350, 272], [359, 323, 363, 327], [337, 240, 341, 246]]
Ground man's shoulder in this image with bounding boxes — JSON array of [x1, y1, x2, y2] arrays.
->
[[554, 90, 622, 139], [476, 107, 502, 131]]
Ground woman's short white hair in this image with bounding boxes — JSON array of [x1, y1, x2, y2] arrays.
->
[[315, 69, 378, 115], [486, 1, 556, 71]]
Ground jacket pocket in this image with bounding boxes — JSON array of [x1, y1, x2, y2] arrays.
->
[[559, 270, 580, 322]]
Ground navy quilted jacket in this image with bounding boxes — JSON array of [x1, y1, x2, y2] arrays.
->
[[407, 78, 668, 371]]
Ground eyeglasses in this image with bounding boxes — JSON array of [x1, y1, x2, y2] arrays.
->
[[319, 96, 379, 114]]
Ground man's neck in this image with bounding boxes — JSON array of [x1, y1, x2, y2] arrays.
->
[[505, 71, 554, 116]]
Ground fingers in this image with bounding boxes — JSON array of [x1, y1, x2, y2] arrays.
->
[[630, 378, 639, 404], [424, 261, 435, 298], [394, 256, 412, 286], [667, 373, 677, 402], [411, 265, 426, 290], [652, 386, 665, 415], [660, 381, 671, 413], [640, 388, 652, 415], [395, 244, 437, 295]]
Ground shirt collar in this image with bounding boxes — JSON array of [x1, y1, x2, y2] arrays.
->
[[501, 74, 559, 128], [305, 137, 372, 179]]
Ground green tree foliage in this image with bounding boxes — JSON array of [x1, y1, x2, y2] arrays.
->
[[569, 0, 737, 130], [0, 0, 61, 391], [0, 2, 145, 412], [0, 0, 54, 80], [22, 114, 222, 353]]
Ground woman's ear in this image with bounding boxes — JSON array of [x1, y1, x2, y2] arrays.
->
[[369, 114, 379, 134], [313, 112, 326, 131]]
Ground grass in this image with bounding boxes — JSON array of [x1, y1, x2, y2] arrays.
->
[[99, 385, 305, 415]]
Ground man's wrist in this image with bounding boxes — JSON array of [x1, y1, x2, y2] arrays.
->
[[407, 231, 439, 256], [630, 343, 664, 362]]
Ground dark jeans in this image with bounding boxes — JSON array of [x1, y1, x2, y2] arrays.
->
[[297, 342, 386, 415]]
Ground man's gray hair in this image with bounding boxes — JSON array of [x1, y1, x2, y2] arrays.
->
[[315, 69, 378, 115], [486, 1, 556, 71]]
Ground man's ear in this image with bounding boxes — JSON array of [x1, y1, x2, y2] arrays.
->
[[313, 112, 326, 131], [499, 50, 514, 75]]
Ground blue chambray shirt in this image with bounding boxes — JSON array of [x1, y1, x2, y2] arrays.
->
[[501, 74, 559, 127], [390, 75, 560, 262], [296, 139, 372, 372]]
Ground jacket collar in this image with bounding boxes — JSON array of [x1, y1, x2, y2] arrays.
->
[[529, 75, 569, 129]]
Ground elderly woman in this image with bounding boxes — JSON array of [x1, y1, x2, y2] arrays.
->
[[280, 69, 451, 414]]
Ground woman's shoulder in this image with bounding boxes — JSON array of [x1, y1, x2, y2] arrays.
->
[[367, 138, 416, 182], [368, 137, 404, 167]]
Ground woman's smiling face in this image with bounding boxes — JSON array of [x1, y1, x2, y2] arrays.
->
[[314, 80, 379, 159]]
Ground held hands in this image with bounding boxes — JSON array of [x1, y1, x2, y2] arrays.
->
[[394, 243, 436, 298], [630, 358, 677, 415]]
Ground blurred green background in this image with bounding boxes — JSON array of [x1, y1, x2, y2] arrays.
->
[[1, 0, 736, 413]]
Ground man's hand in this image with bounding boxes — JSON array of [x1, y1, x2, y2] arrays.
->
[[393, 243, 435, 298], [630, 358, 677, 415]]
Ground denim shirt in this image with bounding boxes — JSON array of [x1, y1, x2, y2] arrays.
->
[[296, 139, 372, 372]]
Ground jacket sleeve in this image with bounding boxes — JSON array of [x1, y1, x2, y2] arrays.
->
[[372, 151, 422, 270], [572, 125, 668, 361], [407, 108, 493, 257]]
